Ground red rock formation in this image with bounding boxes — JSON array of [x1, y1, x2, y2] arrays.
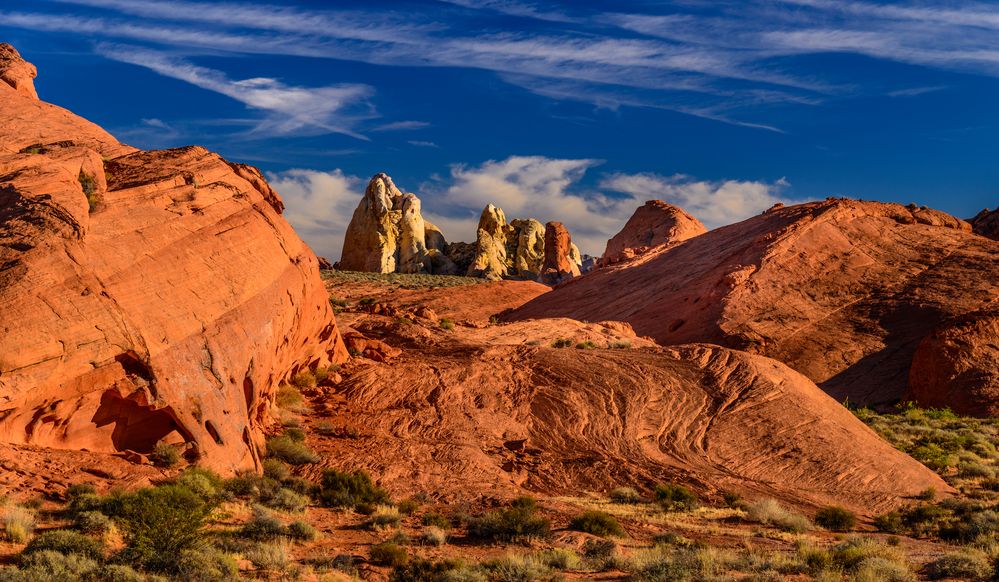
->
[[539, 221, 581, 286], [313, 317, 947, 512], [508, 199, 999, 406], [970, 208, 999, 241], [906, 310, 999, 416], [0, 43, 37, 100], [602, 200, 706, 265], [0, 45, 348, 473]]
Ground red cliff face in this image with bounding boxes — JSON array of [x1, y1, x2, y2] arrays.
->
[[0, 44, 348, 473], [602, 200, 707, 265]]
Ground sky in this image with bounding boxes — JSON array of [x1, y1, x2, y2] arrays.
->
[[2, 0, 997, 257]]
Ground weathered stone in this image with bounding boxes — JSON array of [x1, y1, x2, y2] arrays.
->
[[539, 222, 581, 286]]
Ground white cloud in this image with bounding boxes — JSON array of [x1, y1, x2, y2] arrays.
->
[[408, 140, 439, 148], [266, 169, 364, 260], [373, 120, 432, 131], [600, 173, 798, 230], [95, 44, 375, 138]]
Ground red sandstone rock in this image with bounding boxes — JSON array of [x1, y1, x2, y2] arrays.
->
[[970, 207, 999, 241], [602, 200, 706, 265], [0, 46, 348, 473], [508, 199, 999, 406], [539, 221, 580, 286], [342, 329, 402, 361], [906, 310, 999, 416]]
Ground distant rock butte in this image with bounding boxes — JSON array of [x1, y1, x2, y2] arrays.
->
[[508, 198, 999, 409], [539, 221, 581, 286], [0, 45, 348, 473], [970, 207, 999, 241], [602, 200, 707, 265]]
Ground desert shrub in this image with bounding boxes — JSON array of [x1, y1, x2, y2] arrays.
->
[[316, 468, 390, 507], [366, 505, 402, 529], [284, 427, 306, 442], [79, 171, 99, 211], [259, 459, 290, 483], [468, 501, 552, 542], [397, 498, 421, 515], [609, 341, 631, 349], [114, 484, 218, 573], [569, 510, 625, 537], [901, 503, 948, 536], [874, 511, 904, 533], [92, 564, 154, 582], [286, 520, 316, 541], [6, 550, 99, 581], [313, 421, 338, 436], [23, 530, 105, 561], [173, 467, 225, 500], [534, 548, 580, 570], [242, 505, 286, 540], [150, 442, 180, 468], [652, 532, 692, 547], [629, 546, 730, 581], [290, 369, 317, 389], [829, 538, 910, 577], [245, 541, 289, 571], [66, 483, 97, 500], [916, 487, 937, 501], [1, 504, 35, 543], [266, 435, 319, 465], [480, 554, 554, 581], [73, 511, 113, 536], [421, 526, 447, 546], [609, 487, 641, 504], [575, 341, 598, 350], [440, 318, 455, 331], [421, 511, 451, 529], [815, 505, 857, 531], [389, 558, 478, 582], [174, 548, 238, 582], [745, 498, 811, 532], [722, 490, 743, 508], [274, 384, 305, 411], [582, 538, 617, 559], [265, 488, 309, 513], [370, 542, 408, 567], [551, 338, 573, 348], [224, 472, 279, 500], [939, 509, 999, 542], [926, 549, 994, 580], [654, 483, 698, 511], [853, 557, 916, 582]]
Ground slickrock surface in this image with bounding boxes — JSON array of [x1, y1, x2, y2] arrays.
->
[[602, 200, 707, 265], [339, 174, 456, 275], [509, 199, 999, 406], [309, 315, 947, 514], [906, 310, 999, 416], [970, 207, 999, 241], [0, 46, 348, 473], [539, 221, 581, 286]]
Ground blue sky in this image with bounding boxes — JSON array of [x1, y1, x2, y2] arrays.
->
[[2, 0, 997, 257]]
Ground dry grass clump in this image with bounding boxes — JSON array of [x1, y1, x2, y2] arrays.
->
[[609, 486, 642, 504], [745, 498, 811, 532], [0, 503, 36, 543], [366, 505, 402, 530]]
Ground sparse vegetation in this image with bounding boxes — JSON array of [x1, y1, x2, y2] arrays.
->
[[421, 526, 448, 546], [366, 505, 402, 529], [0, 504, 35, 543], [745, 498, 811, 532], [265, 434, 319, 465], [79, 170, 99, 211], [150, 442, 180, 468], [654, 483, 698, 511], [575, 340, 598, 349], [370, 542, 409, 567], [609, 486, 642, 504], [440, 318, 455, 330], [551, 337, 573, 348], [316, 468, 390, 508], [815, 505, 857, 531], [274, 383, 305, 411], [468, 498, 552, 542], [568, 510, 625, 537], [323, 270, 486, 290]]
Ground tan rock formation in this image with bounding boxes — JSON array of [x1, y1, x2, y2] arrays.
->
[[539, 221, 581, 286], [339, 174, 455, 275], [970, 207, 999, 241], [467, 204, 512, 280], [0, 46, 348, 473], [906, 310, 999, 416], [509, 218, 545, 278], [602, 200, 707, 265], [0, 43, 37, 100], [509, 199, 999, 406]]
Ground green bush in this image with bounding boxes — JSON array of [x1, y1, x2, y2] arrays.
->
[[440, 318, 455, 331], [468, 503, 551, 542], [569, 510, 625, 537], [6, 550, 99, 582], [65, 483, 97, 500], [1, 505, 36, 543], [266, 435, 319, 465], [173, 467, 225, 500], [397, 498, 421, 515], [72, 511, 113, 536], [262, 458, 291, 481], [275, 384, 305, 411], [609, 487, 641, 504], [926, 550, 993, 580], [370, 542, 408, 567], [654, 483, 698, 511], [79, 171, 99, 212], [175, 548, 239, 581], [815, 505, 857, 531], [265, 488, 309, 513], [241, 505, 286, 540], [389, 558, 474, 582], [481, 554, 554, 581], [114, 484, 218, 573], [23, 530, 104, 561], [284, 427, 306, 442], [287, 520, 317, 541], [551, 338, 573, 348], [575, 341, 598, 350], [366, 505, 402, 530], [290, 369, 317, 389], [421, 526, 447, 546], [421, 511, 451, 529], [316, 468, 390, 507], [93, 564, 154, 582], [150, 443, 180, 468], [245, 542, 289, 571], [874, 511, 904, 533]]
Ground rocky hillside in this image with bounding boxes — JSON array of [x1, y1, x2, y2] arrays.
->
[[508, 198, 999, 411], [0, 44, 348, 473]]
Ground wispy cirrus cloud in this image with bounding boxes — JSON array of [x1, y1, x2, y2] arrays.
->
[[8, 0, 999, 135], [96, 43, 375, 138]]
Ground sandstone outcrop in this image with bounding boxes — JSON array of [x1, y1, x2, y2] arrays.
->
[[539, 221, 581, 286], [970, 207, 999, 241], [602, 200, 707, 265], [467, 204, 511, 279], [509, 199, 999, 406], [906, 310, 999, 416], [509, 218, 545, 278], [0, 43, 37, 100], [339, 174, 456, 275], [311, 316, 947, 512], [0, 45, 348, 473]]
